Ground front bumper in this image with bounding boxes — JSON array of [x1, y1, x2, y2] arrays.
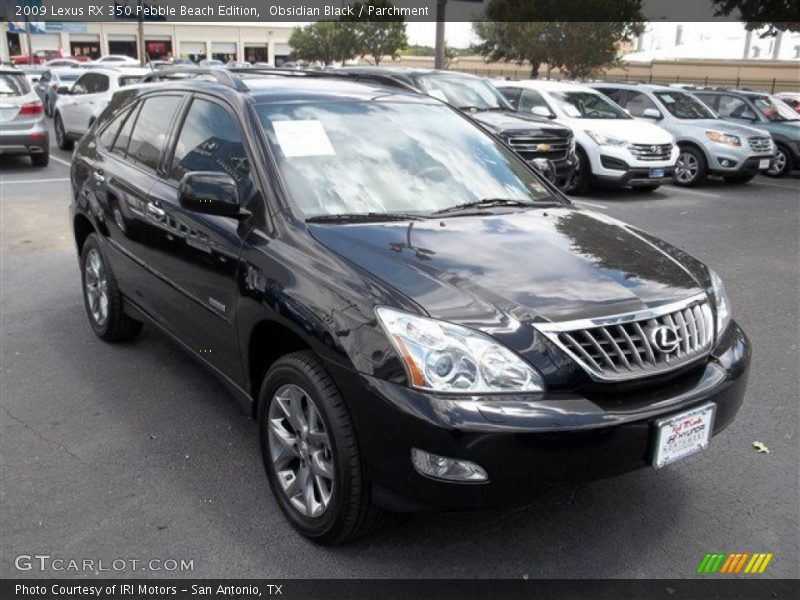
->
[[325, 321, 750, 511], [708, 152, 774, 174]]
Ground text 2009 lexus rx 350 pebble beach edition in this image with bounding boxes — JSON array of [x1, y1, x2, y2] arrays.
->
[[69, 70, 750, 543]]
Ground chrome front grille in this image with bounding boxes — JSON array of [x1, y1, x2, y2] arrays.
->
[[506, 135, 570, 161], [748, 136, 772, 154], [628, 143, 673, 161], [536, 295, 714, 382]]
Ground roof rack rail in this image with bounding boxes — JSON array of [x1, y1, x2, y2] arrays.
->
[[228, 67, 352, 79], [141, 67, 248, 91]]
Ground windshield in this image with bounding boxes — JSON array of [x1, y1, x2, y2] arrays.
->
[[549, 91, 629, 119], [750, 94, 800, 122], [55, 71, 81, 82], [0, 73, 30, 96], [415, 75, 510, 111], [256, 101, 555, 219], [655, 91, 715, 119]]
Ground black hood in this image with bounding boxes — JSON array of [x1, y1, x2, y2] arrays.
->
[[308, 208, 704, 326], [469, 111, 571, 139]]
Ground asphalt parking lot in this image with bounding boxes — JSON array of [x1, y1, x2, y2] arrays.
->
[[1, 125, 798, 579]]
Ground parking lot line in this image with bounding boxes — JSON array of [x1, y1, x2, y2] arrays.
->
[[663, 186, 721, 199], [0, 178, 70, 185], [749, 181, 800, 191], [49, 155, 73, 168]]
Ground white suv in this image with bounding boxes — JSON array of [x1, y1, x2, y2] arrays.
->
[[495, 79, 678, 194], [53, 67, 148, 150]]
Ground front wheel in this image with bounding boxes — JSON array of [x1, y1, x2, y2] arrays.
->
[[54, 113, 74, 151], [80, 234, 142, 342], [673, 147, 707, 187], [259, 351, 384, 544], [765, 145, 792, 178], [563, 149, 590, 195]]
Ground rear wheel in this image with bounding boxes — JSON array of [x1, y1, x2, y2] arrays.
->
[[259, 351, 384, 544], [31, 152, 49, 167], [766, 145, 792, 178], [80, 234, 142, 342], [673, 146, 707, 187], [723, 173, 756, 184], [563, 149, 590, 195], [54, 113, 73, 151], [44, 96, 52, 117]]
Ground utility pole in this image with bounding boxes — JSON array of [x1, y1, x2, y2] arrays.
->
[[434, 0, 447, 70], [25, 16, 33, 65], [138, 0, 145, 66]]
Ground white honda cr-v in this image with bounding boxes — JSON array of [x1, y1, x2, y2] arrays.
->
[[496, 79, 678, 194]]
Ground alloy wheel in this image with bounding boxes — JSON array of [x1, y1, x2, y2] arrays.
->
[[675, 152, 699, 184], [268, 383, 334, 518], [767, 149, 787, 177], [84, 248, 108, 326]]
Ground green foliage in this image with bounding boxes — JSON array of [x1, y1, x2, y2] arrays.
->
[[289, 22, 360, 65], [473, 5, 644, 78], [349, 0, 409, 65], [712, 0, 799, 35]]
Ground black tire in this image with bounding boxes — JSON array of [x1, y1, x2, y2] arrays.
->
[[723, 173, 756, 184], [44, 96, 51, 117], [673, 146, 708, 187], [563, 148, 590, 195], [80, 234, 142, 342], [54, 113, 73, 151], [31, 152, 49, 167], [258, 351, 384, 544], [631, 184, 661, 192], [765, 144, 793, 178]]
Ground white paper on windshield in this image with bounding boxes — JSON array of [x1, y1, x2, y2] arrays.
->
[[428, 89, 448, 102], [272, 120, 335, 158], [661, 94, 675, 103]]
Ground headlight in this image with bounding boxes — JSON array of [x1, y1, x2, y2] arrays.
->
[[709, 269, 732, 338], [585, 130, 628, 147], [376, 307, 545, 394], [705, 131, 741, 147]]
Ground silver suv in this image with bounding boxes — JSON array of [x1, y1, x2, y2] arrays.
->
[[0, 67, 49, 167], [591, 83, 775, 187]]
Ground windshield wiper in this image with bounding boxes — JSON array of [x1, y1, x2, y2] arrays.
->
[[432, 198, 555, 216], [306, 212, 426, 224]]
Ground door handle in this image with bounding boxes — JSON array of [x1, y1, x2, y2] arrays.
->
[[146, 202, 166, 218]]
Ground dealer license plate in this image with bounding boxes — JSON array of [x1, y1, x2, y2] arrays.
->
[[652, 403, 715, 468], [759, 159, 771, 169], [650, 167, 665, 178]]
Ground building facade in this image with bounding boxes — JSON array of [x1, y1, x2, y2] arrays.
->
[[1, 21, 295, 65]]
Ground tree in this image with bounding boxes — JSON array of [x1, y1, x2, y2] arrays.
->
[[348, 0, 409, 65], [473, 20, 644, 79], [711, 0, 799, 35], [288, 22, 360, 66]]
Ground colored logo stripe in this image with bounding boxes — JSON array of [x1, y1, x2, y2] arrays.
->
[[698, 552, 773, 574]]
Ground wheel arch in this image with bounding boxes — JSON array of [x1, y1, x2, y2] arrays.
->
[[73, 212, 96, 256], [676, 139, 710, 163]]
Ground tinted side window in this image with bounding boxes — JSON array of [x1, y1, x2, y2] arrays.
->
[[93, 75, 110, 93], [597, 87, 624, 104], [112, 103, 139, 155], [714, 95, 756, 119], [127, 96, 183, 171], [500, 87, 522, 110], [170, 98, 252, 199], [72, 74, 90, 94], [520, 89, 554, 116], [99, 106, 132, 149]]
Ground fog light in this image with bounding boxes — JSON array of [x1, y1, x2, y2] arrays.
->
[[411, 448, 488, 482], [719, 158, 737, 168]]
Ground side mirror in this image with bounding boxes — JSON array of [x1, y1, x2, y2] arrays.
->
[[643, 107, 663, 120], [530, 105, 553, 118], [178, 172, 243, 218], [56, 85, 71, 95]]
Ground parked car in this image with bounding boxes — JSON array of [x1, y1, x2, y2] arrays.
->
[[18, 66, 46, 85], [53, 67, 149, 150], [775, 92, 800, 114], [689, 89, 800, 178], [591, 83, 775, 186], [94, 55, 140, 65], [0, 67, 48, 166], [198, 59, 226, 69], [253, 62, 274, 69], [12, 49, 63, 65], [44, 58, 86, 68], [70, 72, 749, 543], [337, 67, 576, 188], [34, 67, 84, 116], [227, 60, 252, 69], [496, 79, 677, 194]]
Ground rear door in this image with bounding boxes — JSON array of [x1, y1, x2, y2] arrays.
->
[[143, 95, 254, 382]]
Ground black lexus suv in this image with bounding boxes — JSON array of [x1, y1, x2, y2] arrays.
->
[[335, 67, 577, 188], [70, 69, 750, 544]]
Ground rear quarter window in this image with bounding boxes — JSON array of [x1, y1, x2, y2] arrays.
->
[[0, 73, 31, 96]]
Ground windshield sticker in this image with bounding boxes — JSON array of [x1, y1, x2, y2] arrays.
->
[[272, 120, 335, 158], [661, 94, 675, 103], [428, 89, 448, 102]]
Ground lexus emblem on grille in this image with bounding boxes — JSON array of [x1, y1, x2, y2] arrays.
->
[[650, 325, 680, 353]]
